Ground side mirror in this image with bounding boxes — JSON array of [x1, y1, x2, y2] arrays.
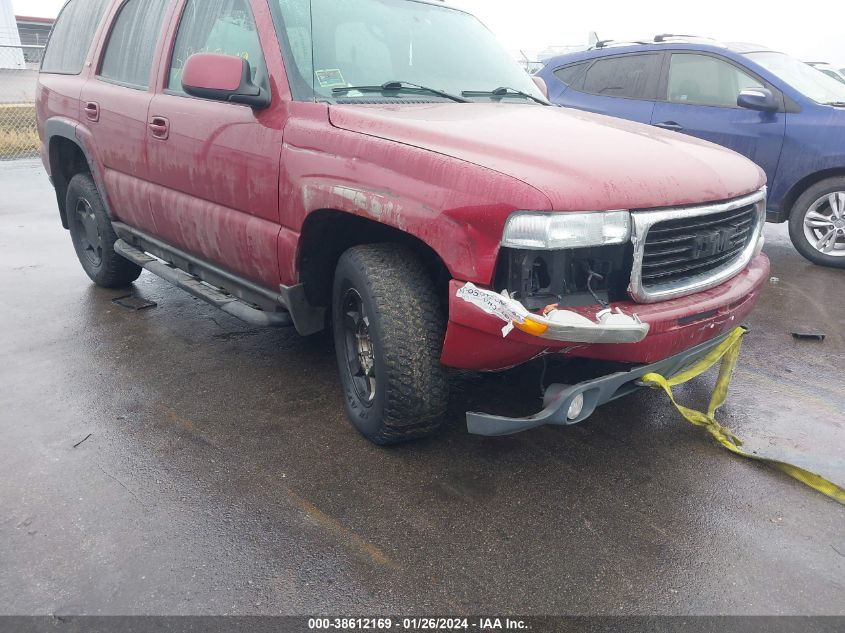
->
[[532, 75, 549, 100], [182, 53, 270, 109], [737, 87, 778, 112]]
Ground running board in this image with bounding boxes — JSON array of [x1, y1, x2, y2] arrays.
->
[[114, 240, 292, 328]]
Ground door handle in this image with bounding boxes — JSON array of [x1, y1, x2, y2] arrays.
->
[[654, 121, 683, 131], [148, 116, 170, 140], [84, 101, 99, 122]]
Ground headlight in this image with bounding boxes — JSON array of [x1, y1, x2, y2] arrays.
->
[[502, 211, 631, 250]]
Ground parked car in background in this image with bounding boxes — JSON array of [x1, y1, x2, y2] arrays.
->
[[38, 0, 770, 444], [806, 62, 845, 85], [537, 37, 845, 268]]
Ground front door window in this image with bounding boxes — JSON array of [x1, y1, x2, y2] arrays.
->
[[667, 54, 763, 108]]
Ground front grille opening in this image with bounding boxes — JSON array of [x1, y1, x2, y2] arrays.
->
[[494, 245, 633, 311], [640, 203, 756, 288]]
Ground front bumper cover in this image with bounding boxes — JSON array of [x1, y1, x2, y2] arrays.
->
[[455, 282, 650, 344], [466, 328, 737, 436], [441, 254, 769, 371]]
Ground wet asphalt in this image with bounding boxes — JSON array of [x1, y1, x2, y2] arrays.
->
[[0, 159, 843, 616]]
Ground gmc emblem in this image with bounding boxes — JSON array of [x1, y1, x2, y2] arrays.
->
[[692, 226, 737, 260]]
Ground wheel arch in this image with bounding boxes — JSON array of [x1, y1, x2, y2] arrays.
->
[[44, 120, 94, 229], [781, 168, 845, 221], [297, 209, 452, 313]]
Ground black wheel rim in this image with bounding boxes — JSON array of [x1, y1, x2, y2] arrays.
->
[[342, 288, 377, 405], [74, 198, 103, 267]]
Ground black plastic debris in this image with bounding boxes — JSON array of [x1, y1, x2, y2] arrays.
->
[[73, 433, 92, 448], [791, 331, 826, 341], [112, 295, 157, 311]]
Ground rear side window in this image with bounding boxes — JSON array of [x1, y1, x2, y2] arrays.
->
[[41, 0, 110, 75], [99, 0, 171, 88], [168, 0, 265, 93], [581, 54, 661, 100], [553, 61, 590, 88]]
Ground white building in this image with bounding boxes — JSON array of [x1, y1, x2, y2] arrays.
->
[[0, 0, 25, 70]]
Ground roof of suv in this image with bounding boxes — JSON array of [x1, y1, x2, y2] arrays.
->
[[542, 38, 780, 69]]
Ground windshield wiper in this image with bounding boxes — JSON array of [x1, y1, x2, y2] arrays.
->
[[461, 86, 549, 105], [332, 81, 470, 103], [823, 101, 845, 107]]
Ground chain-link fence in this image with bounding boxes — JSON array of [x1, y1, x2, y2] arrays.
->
[[1, 44, 44, 160]]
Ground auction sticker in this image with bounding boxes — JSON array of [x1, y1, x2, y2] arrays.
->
[[315, 68, 347, 88], [456, 283, 529, 337]]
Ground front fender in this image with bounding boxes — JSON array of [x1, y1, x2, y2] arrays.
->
[[277, 104, 551, 286], [297, 179, 476, 279], [770, 110, 845, 214]]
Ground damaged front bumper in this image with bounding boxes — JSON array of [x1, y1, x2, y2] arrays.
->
[[440, 255, 770, 371], [456, 283, 649, 344], [466, 329, 737, 436]]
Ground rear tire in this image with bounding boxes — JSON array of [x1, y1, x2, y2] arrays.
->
[[787, 177, 845, 269], [332, 244, 448, 445], [66, 173, 142, 287]]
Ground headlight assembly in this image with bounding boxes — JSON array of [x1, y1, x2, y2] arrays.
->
[[502, 211, 632, 250]]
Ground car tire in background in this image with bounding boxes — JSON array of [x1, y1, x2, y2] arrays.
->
[[66, 173, 143, 287], [332, 243, 449, 445], [788, 177, 845, 269]]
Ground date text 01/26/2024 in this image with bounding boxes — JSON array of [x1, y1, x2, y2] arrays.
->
[[307, 618, 529, 630]]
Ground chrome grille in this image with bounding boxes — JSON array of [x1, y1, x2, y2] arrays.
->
[[629, 189, 766, 303], [641, 203, 757, 285]]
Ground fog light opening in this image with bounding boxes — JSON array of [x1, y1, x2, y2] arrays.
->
[[567, 393, 585, 421]]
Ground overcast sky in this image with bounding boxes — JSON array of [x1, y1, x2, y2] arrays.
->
[[14, 0, 845, 66]]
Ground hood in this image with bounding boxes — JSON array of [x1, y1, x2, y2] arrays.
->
[[328, 103, 766, 211]]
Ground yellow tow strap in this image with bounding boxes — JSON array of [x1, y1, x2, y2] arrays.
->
[[641, 327, 845, 506]]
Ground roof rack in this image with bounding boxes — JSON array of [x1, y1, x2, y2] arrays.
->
[[655, 33, 705, 42], [592, 39, 650, 50], [591, 34, 726, 51], [653, 33, 726, 46]]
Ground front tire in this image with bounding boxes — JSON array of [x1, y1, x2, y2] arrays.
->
[[66, 173, 143, 287], [788, 177, 845, 269], [332, 244, 448, 445]]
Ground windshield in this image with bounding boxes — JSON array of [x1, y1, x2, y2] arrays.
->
[[819, 68, 845, 85], [269, 0, 545, 103], [747, 52, 845, 104]]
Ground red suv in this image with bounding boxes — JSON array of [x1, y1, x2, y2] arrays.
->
[[37, 0, 770, 444]]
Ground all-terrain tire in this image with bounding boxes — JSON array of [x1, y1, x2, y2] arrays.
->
[[66, 173, 142, 287], [787, 177, 845, 269], [332, 244, 449, 445]]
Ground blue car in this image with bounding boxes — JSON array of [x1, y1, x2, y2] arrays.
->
[[536, 37, 845, 268]]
